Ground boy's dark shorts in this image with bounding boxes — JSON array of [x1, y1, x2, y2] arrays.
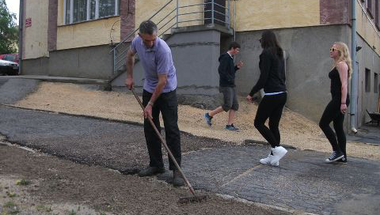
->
[[219, 87, 239, 112]]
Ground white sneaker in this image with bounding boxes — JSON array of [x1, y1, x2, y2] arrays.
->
[[270, 146, 287, 166], [260, 150, 279, 166]]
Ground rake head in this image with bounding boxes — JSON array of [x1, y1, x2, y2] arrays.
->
[[178, 194, 208, 204]]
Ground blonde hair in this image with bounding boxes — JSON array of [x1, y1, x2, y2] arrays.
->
[[333, 42, 352, 78]]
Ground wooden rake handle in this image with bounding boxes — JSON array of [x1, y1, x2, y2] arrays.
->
[[130, 88, 196, 196]]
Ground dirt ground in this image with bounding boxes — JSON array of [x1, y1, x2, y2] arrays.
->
[[14, 82, 380, 160], [0, 140, 293, 215]]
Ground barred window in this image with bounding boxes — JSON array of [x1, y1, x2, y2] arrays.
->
[[99, 0, 116, 18], [73, 0, 87, 23], [64, 0, 119, 24]]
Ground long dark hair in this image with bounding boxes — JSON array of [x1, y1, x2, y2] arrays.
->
[[260, 30, 283, 58]]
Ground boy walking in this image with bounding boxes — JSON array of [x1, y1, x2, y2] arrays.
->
[[204, 42, 243, 131]]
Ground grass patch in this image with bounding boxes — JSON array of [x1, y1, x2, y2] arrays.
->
[[6, 192, 17, 198], [2, 201, 20, 214], [15, 179, 31, 186], [36, 205, 52, 212]]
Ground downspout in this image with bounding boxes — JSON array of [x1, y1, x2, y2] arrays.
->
[[350, 0, 358, 133], [233, 0, 236, 41], [18, 0, 23, 74]]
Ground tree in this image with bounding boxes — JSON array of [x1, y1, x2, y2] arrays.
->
[[0, 0, 18, 54]]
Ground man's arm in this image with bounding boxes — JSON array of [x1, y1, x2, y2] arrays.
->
[[125, 49, 135, 89]]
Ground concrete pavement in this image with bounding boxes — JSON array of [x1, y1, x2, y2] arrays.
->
[[1, 77, 379, 214], [0, 106, 379, 215]]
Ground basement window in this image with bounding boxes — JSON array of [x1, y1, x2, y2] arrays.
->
[[365, 68, 371, 93], [63, 0, 119, 25]]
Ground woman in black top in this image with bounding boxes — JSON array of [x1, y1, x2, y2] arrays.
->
[[246, 30, 288, 166], [319, 42, 351, 163]]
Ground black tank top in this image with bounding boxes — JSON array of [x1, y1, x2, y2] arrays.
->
[[329, 67, 341, 97]]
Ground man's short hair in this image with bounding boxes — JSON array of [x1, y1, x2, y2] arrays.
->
[[229, 42, 241, 50], [139, 20, 158, 35]]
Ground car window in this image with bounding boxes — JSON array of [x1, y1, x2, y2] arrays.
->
[[4, 55, 15, 61]]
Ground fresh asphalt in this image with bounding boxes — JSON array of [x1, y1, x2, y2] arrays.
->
[[1, 78, 379, 215]]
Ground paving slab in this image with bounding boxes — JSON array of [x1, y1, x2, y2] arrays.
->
[[172, 146, 380, 215]]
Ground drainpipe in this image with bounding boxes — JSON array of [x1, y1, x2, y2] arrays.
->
[[18, 0, 23, 74], [350, 0, 358, 133], [233, 0, 236, 41]]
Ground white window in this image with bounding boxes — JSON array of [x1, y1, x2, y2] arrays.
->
[[63, 0, 119, 24]]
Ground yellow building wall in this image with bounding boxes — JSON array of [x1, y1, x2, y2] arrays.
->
[[23, 0, 49, 59], [135, 0, 320, 33], [356, 1, 380, 56], [135, 0, 204, 34], [56, 0, 120, 50], [57, 17, 121, 50], [234, 0, 320, 31], [58, 0, 64, 26]]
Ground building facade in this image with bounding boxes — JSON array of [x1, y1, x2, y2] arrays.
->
[[20, 0, 380, 127]]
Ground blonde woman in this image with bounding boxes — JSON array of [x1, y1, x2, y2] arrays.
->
[[319, 42, 351, 163]]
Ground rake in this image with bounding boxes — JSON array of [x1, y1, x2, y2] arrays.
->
[[130, 88, 207, 204]]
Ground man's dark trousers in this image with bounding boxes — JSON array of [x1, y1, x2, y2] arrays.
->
[[142, 89, 181, 170]]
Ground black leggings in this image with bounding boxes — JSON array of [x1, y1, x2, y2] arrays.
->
[[254, 93, 287, 148], [319, 96, 350, 158]]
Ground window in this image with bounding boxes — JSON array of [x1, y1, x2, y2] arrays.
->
[[73, 0, 87, 23], [367, 0, 374, 18], [375, 73, 379, 93], [63, 0, 119, 24], [365, 68, 371, 92], [376, 0, 380, 30], [99, 0, 116, 18]]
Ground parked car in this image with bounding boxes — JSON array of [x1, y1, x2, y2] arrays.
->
[[0, 59, 19, 75], [0, 53, 19, 63]]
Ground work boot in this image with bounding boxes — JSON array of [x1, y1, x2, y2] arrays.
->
[[172, 170, 185, 187], [270, 146, 287, 166], [138, 166, 165, 177]]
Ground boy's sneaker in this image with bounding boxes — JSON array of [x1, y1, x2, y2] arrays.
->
[[204, 113, 213, 126], [225, 124, 239, 132], [325, 151, 344, 163], [270, 146, 287, 166]]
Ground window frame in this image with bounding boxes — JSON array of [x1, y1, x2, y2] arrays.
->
[[367, 0, 375, 19], [375, 0, 380, 30], [63, 0, 119, 25], [374, 73, 379, 93], [365, 68, 371, 93]]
